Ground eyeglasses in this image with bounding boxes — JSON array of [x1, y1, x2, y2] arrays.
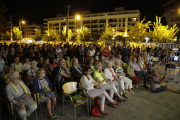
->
[[14, 77, 20, 80]]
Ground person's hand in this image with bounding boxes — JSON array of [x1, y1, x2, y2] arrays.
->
[[114, 76, 118, 79], [62, 65, 67, 69], [48, 88, 52, 92], [18, 104, 25, 110]]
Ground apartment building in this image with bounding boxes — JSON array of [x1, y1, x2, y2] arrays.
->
[[7, 24, 40, 40], [43, 7, 141, 37]]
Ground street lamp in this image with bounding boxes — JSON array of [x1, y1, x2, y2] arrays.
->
[[75, 15, 80, 29], [19, 20, 25, 30]]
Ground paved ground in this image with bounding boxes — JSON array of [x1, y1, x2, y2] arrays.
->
[[1, 64, 180, 120]]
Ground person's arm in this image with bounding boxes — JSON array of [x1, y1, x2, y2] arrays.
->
[[104, 68, 114, 82], [95, 77, 106, 85], [27, 74, 34, 81], [80, 75, 95, 89], [60, 70, 71, 78]]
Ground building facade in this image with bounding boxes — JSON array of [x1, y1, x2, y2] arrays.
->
[[43, 7, 141, 37], [7, 24, 40, 40]]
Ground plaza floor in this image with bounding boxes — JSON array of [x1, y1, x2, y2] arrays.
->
[[1, 64, 180, 120]]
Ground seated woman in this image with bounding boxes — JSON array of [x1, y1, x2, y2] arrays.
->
[[65, 56, 71, 70], [87, 57, 95, 74], [114, 59, 134, 94], [93, 62, 127, 106], [150, 70, 180, 93], [5, 65, 17, 80], [94, 51, 100, 63], [126, 60, 141, 86], [70, 58, 83, 82], [5, 71, 37, 120], [33, 68, 57, 120], [43, 58, 53, 78], [24, 57, 31, 70], [80, 66, 119, 115], [27, 61, 38, 85], [51, 57, 58, 69], [37, 57, 44, 68], [104, 61, 128, 98], [51, 58, 71, 86]]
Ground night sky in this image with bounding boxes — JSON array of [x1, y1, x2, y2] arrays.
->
[[1, 0, 176, 26]]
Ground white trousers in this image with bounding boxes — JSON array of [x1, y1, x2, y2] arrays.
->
[[88, 89, 114, 111], [100, 83, 118, 98]]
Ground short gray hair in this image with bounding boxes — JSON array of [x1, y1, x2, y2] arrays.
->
[[115, 59, 120, 65], [127, 60, 132, 64], [9, 71, 19, 81], [105, 61, 112, 67], [117, 55, 122, 59], [30, 61, 37, 66], [110, 56, 115, 60]]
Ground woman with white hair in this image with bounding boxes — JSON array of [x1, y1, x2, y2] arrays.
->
[[5, 71, 37, 120], [104, 61, 128, 98], [27, 61, 38, 85], [93, 62, 127, 107], [114, 59, 134, 94]]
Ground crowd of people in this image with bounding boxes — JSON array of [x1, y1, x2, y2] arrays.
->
[[0, 42, 180, 120]]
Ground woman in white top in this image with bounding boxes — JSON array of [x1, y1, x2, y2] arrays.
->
[[27, 61, 38, 85], [104, 61, 128, 98], [80, 66, 119, 115], [87, 46, 95, 57], [24, 58, 31, 70], [55, 45, 62, 58]]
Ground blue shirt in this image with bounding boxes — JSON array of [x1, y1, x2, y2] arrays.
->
[[132, 63, 140, 71]]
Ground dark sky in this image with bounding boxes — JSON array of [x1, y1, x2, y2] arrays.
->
[[2, 0, 175, 26]]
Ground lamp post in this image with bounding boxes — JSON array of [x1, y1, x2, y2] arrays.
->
[[75, 15, 80, 30], [19, 20, 25, 31]]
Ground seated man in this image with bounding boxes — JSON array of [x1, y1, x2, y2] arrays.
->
[[132, 58, 148, 88], [150, 70, 180, 93], [11, 56, 25, 76]]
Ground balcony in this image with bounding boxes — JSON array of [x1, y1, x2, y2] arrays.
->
[[99, 20, 106, 23]]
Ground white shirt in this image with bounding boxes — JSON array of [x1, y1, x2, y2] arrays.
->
[[56, 48, 62, 58], [12, 62, 25, 72], [104, 68, 117, 82], [24, 63, 31, 70], [88, 49, 95, 56], [62, 48, 68, 55]]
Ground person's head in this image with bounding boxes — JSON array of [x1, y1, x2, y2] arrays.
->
[[72, 58, 79, 66], [95, 62, 102, 71], [44, 58, 49, 64], [106, 61, 112, 69], [10, 47, 15, 52], [39, 57, 43, 62], [83, 66, 92, 75], [95, 51, 100, 56], [115, 59, 121, 66], [132, 58, 137, 63], [30, 61, 37, 69], [117, 55, 122, 60], [100, 56, 105, 62], [33, 45, 37, 50], [123, 45, 126, 48], [110, 56, 115, 62], [14, 57, 19, 64], [8, 65, 15, 73], [88, 57, 94, 64], [152, 70, 158, 77], [25, 58, 30, 64], [52, 57, 57, 63], [65, 56, 70, 62], [128, 60, 132, 66], [137, 55, 142, 61], [36, 68, 46, 78], [59, 58, 66, 66], [8, 71, 19, 84], [59, 53, 63, 58]]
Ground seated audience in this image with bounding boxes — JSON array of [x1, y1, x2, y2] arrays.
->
[[43, 58, 53, 77], [11, 57, 25, 76], [126, 60, 141, 86], [37, 57, 44, 68], [114, 59, 134, 94], [93, 62, 127, 106], [80, 67, 119, 115], [51, 57, 58, 69], [65, 56, 71, 69], [27, 61, 38, 85], [5, 71, 37, 120], [33, 68, 57, 120], [24, 57, 31, 70], [87, 57, 95, 73]]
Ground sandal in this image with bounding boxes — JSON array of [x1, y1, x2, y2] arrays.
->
[[118, 97, 127, 102], [122, 94, 128, 98], [50, 116, 58, 120], [100, 111, 108, 116], [108, 103, 116, 108]]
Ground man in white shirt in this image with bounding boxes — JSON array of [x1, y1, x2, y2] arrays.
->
[[11, 57, 25, 75]]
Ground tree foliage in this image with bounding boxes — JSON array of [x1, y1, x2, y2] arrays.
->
[[13, 27, 22, 40], [99, 25, 114, 42], [127, 17, 151, 42], [42, 28, 60, 41], [32, 29, 43, 41], [76, 26, 92, 42], [149, 16, 179, 43], [61, 26, 74, 41]]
